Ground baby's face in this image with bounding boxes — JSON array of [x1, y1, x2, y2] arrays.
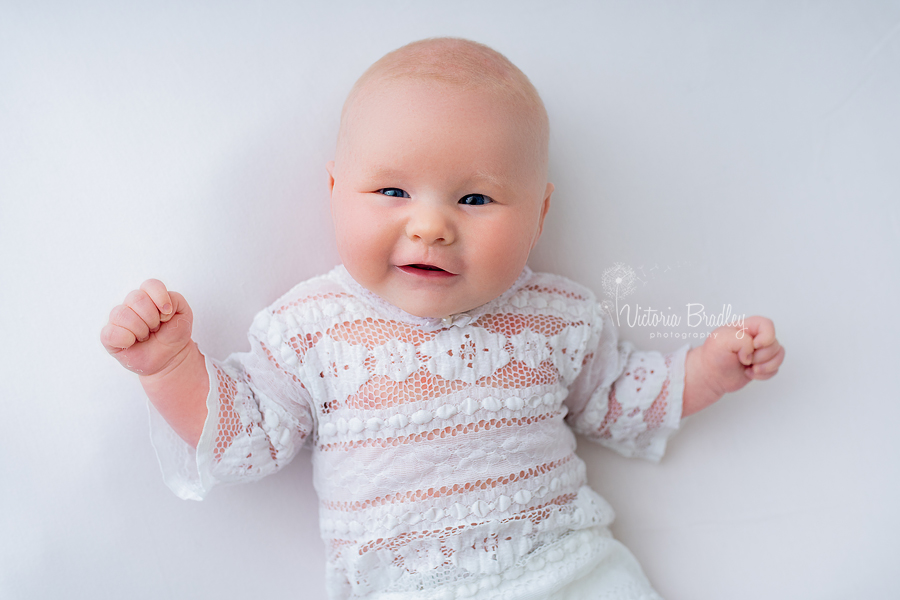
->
[[328, 78, 552, 319]]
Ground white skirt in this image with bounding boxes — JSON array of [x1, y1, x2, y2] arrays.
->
[[370, 527, 663, 600], [546, 537, 664, 600]]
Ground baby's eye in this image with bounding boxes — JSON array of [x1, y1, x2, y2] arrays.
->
[[377, 188, 410, 198], [459, 194, 492, 206]]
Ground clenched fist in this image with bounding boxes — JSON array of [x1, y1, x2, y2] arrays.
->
[[683, 315, 786, 417], [101, 279, 195, 377]]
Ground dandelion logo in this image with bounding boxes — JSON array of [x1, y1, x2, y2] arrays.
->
[[602, 263, 637, 298], [600, 263, 637, 326]]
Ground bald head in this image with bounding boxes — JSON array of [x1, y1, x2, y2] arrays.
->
[[336, 38, 550, 179]]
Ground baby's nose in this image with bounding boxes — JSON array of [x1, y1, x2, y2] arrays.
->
[[406, 204, 455, 245]]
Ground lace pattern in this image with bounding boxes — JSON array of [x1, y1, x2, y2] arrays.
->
[[149, 266, 689, 598]]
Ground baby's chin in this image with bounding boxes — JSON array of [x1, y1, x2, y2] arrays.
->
[[381, 287, 491, 320], [392, 297, 476, 320]]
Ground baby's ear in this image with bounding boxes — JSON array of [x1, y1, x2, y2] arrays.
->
[[326, 161, 336, 193], [534, 182, 553, 244]]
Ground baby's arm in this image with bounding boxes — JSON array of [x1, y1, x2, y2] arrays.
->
[[101, 279, 208, 447], [682, 316, 785, 417], [104, 279, 316, 500], [565, 305, 689, 461]]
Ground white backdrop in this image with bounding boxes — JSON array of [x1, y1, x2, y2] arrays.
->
[[2, 1, 899, 598]]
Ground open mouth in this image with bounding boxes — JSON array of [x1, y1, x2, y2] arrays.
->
[[408, 264, 445, 272]]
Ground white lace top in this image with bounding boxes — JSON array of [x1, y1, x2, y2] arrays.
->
[[149, 266, 689, 599]]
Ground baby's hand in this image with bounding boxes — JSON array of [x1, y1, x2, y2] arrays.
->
[[101, 279, 194, 377], [682, 316, 785, 417]]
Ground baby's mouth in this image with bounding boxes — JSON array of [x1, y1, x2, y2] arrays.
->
[[398, 264, 456, 277]]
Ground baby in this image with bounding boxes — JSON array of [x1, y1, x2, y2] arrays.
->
[[102, 38, 784, 599]]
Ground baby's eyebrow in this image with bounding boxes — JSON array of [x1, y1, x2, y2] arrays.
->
[[360, 166, 505, 190], [469, 170, 504, 189], [361, 166, 405, 181]]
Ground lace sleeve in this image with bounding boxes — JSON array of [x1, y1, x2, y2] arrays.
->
[[564, 305, 689, 462], [149, 308, 316, 500]]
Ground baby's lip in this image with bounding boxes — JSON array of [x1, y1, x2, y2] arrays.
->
[[397, 263, 458, 277]]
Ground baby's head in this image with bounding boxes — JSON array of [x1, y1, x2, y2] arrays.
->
[[327, 38, 553, 319]]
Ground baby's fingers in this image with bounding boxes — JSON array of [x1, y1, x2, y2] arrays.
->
[[740, 315, 777, 350], [746, 346, 786, 380], [711, 323, 755, 365], [139, 279, 174, 323], [750, 339, 782, 364], [101, 319, 139, 353], [107, 303, 151, 343], [123, 288, 163, 333]]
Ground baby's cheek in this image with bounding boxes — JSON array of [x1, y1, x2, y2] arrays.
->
[[484, 223, 535, 268], [335, 202, 381, 247]]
